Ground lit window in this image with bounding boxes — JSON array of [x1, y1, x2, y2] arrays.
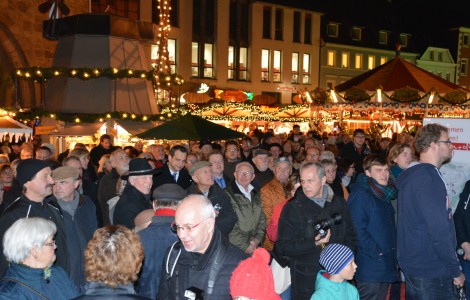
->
[[355, 54, 362, 69], [261, 49, 270, 81], [168, 39, 176, 74], [327, 50, 336, 67], [191, 42, 199, 77], [368, 55, 375, 70], [352, 27, 362, 41], [380, 57, 387, 65], [327, 23, 338, 38], [341, 52, 349, 68], [292, 53, 299, 83], [203, 44, 213, 78], [228, 46, 235, 80], [239, 47, 248, 80], [273, 50, 282, 82], [302, 54, 310, 84], [379, 31, 388, 44]]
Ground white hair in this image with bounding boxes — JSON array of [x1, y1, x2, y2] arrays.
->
[[181, 194, 216, 219], [3, 217, 57, 263], [319, 151, 335, 161], [235, 161, 254, 173]]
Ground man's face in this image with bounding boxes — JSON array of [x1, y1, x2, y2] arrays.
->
[[353, 133, 366, 147], [192, 166, 214, 188], [201, 144, 213, 157], [20, 149, 34, 160], [234, 164, 255, 188], [101, 138, 112, 149], [153, 145, 165, 160], [251, 136, 259, 146], [175, 201, 214, 254], [253, 154, 269, 172], [185, 154, 198, 171], [293, 126, 300, 134], [300, 166, 326, 199], [394, 147, 413, 169], [36, 149, 51, 161], [168, 150, 187, 172], [379, 139, 390, 150], [53, 178, 79, 201], [11, 145, 21, 154], [304, 139, 314, 149], [274, 162, 292, 184], [365, 164, 390, 186], [292, 141, 301, 152], [225, 144, 239, 161], [129, 175, 153, 195], [25, 167, 54, 200], [305, 148, 320, 163], [209, 154, 224, 176], [64, 159, 83, 178], [269, 146, 281, 159], [134, 142, 143, 152], [436, 131, 453, 164], [112, 151, 130, 174], [241, 140, 252, 152]]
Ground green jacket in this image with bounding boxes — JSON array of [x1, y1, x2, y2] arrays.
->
[[225, 180, 266, 252]]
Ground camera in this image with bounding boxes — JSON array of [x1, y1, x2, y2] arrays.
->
[[184, 287, 204, 300], [314, 214, 342, 239]]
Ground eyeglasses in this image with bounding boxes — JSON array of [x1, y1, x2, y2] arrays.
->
[[237, 171, 254, 176], [171, 218, 210, 233], [44, 240, 56, 247], [227, 149, 238, 152]]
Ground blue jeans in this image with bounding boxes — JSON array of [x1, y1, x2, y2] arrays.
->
[[460, 259, 470, 299], [280, 285, 291, 300], [404, 273, 456, 300]]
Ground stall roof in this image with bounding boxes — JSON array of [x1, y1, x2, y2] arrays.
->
[[50, 122, 104, 136], [114, 120, 157, 136]]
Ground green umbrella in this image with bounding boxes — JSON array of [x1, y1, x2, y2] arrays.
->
[[136, 114, 246, 140]]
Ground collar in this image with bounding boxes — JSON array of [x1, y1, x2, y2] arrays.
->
[[235, 181, 254, 194], [155, 208, 176, 217]]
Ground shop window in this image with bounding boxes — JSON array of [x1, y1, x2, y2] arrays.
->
[[261, 49, 270, 81], [168, 39, 176, 73], [292, 52, 299, 83], [302, 53, 310, 84]]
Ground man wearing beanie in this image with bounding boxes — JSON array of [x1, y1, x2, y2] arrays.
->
[[230, 248, 281, 300], [0, 159, 69, 276], [311, 244, 359, 300]]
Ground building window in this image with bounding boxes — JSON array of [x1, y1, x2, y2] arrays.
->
[[464, 34, 470, 47], [302, 53, 310, 84], [351, 27, 362, 41], [446, 72, 451, 81], [273, 50, 282, 82], [380, 56, 387, 65], [292, 52, 299, 83], [304, 13, 312, 44], [239, 47, 248, 80], [203, 43, 213, 78], [228, 46, 235, 80], [399, 34, 409, 47], [293, 11, 301, 43], [379, 31, 388, 44], [327, 50, 336, 67], [327, 23, 338, 37], [368, 55, 375, 70], [326, 81, 334, 90], [261, 49, 270, 81], [430, 51, 435, 60], [341, 52, 349, 68], [355, 54, 362, 69], [228, 46, 248, 81], [191, 42, 199, 77], [462, 59, 468, 76], [92, 0, 139, 19], [262, 6, 271, 39], [168, 39, 176, 73], [275, 8, 283, 40], [437, 51, 443, 61]]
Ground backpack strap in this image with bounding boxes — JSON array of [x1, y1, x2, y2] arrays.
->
[[165, 241, 182, 279], [206, 233, 229, 297], [1, 277, 49, 299]]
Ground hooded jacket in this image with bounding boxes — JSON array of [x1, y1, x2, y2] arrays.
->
[[310, 271, 359, 300]]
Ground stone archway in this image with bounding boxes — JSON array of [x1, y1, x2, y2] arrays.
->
[[0, 21, 36, 109]]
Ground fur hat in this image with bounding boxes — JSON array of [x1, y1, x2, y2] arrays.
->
[[230, 248, 281, 300], [319, 243, 354, 275]]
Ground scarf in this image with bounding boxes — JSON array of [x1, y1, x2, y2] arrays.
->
[[367, 177, 398, 202]]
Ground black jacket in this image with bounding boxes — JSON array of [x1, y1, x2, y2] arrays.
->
[[97, 168, 120, 226], [454, 179, 470, 258], [0, 179, 21, 214], [157, 227, 248, 300], [339, 141, 371, 175], [113, 184, 152, 229], [153, 164, 192, 190], [186, 183, 238, 236], [276, 187, 357, 300], [74, 281, 150, 300], [252, 166, 274, 191], [0, 195, 69, 276]]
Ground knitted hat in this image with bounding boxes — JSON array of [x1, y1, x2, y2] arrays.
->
[[188, 161, 212, 176], [16, 159, 49, 186], [52, 166, 80, 181], [230, 248, 281, 300], [319, 243, 354, 275]]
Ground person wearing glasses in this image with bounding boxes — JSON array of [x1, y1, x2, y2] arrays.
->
[[224, 140, 242, 182], [158, 194, 247, 299], [0, 217, 78, 299], [397, 123, 465, 299], [225, 162, 266, 254], [339, 129, 372, 176]]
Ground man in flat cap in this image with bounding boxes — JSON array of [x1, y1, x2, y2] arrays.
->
[[113, 158, 159, 228], [137, 183, 187, 300], [52, 166, 98, 291], [187, 161, 237, 236], [0, 159, 69, 276]]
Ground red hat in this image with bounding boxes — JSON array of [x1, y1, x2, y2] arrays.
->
[[230, 248, 281, 300]]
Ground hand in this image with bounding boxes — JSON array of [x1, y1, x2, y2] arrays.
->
[[314, 229, 331, 246], [462, 242, 470, 260], [245, 243, 256, 254], [453, 273, 465, 288]]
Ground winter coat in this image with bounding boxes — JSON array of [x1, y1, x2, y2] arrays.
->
[[0, 195, 69, 277], [74, 281, 150, 299], [454, 179, 470, 259], [186, 183, 238, 236], [252, 166, 274, 191], [310, 271, 359, 300], [261, 178, 288, 250], [97, 168, 120, 226], [0, 264, 78, 300], [347, 177, 398, 283], [136, 215, 178, 300], [113, 184, 152, 229], [276, 186, 357, 300], [339, 142, 371, 174], [157, 227, 248, 300], [153, 164, 192, 190], [225, 180, 266, 252]]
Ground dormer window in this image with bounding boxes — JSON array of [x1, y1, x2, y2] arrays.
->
[[352, 27, 362, 41], [399, 34, 410, 47], [379, 31, 388, 45], [327, 23, 339, 38]]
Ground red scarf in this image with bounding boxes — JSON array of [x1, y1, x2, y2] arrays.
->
[[155, 208, 175, 217]]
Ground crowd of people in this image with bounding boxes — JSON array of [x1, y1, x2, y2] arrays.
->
[[0, 123, 468, 300]]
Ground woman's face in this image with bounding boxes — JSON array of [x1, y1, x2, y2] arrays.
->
[[34, 236, 56, 269], [290, 182, 301, 198], [0, 167, 13, 184], [394, 147, 414, 169], [324, 165, 337, 184], [345, 164, 355, 177]]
